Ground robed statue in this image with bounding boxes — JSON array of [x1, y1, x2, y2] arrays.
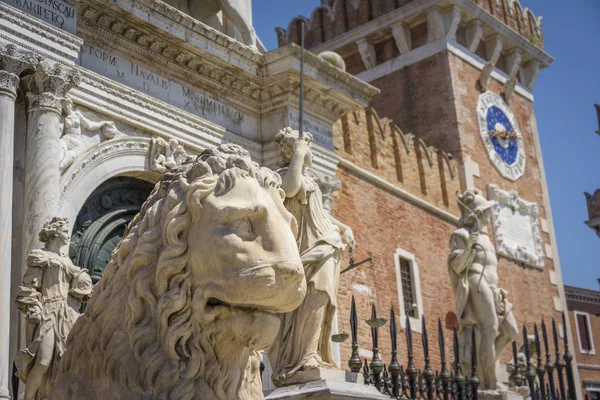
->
[[269, 128, 355, 386], [15, 217, 93, 400], [448, 189, 519, 391]]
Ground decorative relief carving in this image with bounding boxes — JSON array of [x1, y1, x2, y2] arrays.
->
[[59, 96, 121, 173], [150, 136, 189, 173], [23, 61, 81, 111], [487, 184, 545, 269], [59, 137, 151, 202], [76, 69, 261, 155], [0, 42, 39, 98]]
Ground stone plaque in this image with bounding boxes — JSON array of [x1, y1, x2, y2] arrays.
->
[[487, 184, 545, 269], [78, 43, 258, 137], [288, 111, 334, 150], [1, 0, 76, 33]]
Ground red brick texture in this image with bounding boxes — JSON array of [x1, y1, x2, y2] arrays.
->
[[329, 52, 562, 372]]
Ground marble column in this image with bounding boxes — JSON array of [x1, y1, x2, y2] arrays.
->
[[21, 61, 81, 261], [0, 43, 38, 400]]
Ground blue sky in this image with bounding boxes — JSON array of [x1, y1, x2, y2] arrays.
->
[[252, 1, 600, 290]]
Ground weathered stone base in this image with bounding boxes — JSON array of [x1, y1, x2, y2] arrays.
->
[[264, 369, 389, 400], [479, 387, 528, 400]]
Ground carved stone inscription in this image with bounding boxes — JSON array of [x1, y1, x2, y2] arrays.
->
[[288, 111, 333, 150], [487, 184, 545, 268], [1, 0, 76, 33], [78, 43, 254, 135]]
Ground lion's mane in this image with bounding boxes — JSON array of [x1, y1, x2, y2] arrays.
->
[[55, 144, 281, 400]]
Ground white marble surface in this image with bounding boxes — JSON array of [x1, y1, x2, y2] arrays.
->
[[487, 184, 545, 268], [0, 94, 15, 400], [78, 43, 258, 139], [0, 0, 76, 33], [264, 369, 389, 400], [22, 109, 63, 260]]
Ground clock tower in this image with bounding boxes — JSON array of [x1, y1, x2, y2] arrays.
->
[[277, 0, 579, 391]]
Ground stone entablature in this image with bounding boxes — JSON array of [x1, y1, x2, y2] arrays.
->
[[76, 0, 378, 121], [0, 2, 82, 63]]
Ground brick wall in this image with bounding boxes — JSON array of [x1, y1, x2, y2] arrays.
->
[[329, 53, 563, 373]]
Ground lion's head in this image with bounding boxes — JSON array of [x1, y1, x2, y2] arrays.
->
[[52, 144, 306, 400]]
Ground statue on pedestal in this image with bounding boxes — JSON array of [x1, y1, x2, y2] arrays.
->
[[49, 144, 306, 400], [269, 128, 355, 386], [448, 189, 519, 391], [15, 217, 93, 400]]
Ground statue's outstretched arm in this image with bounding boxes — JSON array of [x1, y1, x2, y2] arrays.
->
[[328, 214, 355, 249], [76, 111, 112, 131], [280, 141, 310, 198]]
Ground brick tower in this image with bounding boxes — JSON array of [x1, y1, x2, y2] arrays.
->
[[277, 0, 579, 392]]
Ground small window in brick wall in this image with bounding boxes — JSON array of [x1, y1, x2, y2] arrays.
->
[[394, 249, 423, 332], [575, 311, 595, 354], [399, 258, 416, 318]]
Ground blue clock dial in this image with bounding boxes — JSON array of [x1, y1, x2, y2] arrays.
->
[[486, 106, 518, 166]]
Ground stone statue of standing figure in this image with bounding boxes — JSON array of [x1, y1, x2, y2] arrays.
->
[[269, 128, 355, 386], [15, 217, 93, 400], [448, 189, 519, 391]]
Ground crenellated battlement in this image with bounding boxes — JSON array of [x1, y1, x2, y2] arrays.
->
[[334, 108, 461, 215], [277, 0, 544, 51]]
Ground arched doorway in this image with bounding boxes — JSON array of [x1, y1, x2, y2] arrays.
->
[[69, 177, 154, 282]]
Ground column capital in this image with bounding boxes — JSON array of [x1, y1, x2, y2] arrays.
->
[[23, 60, 81, 112], [0, 42, 39, 99]]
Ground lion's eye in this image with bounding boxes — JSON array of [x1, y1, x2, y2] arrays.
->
[[230, 218, 253, 238]]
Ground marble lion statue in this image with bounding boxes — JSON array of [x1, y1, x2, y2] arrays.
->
[[50, 144, 306, 400]]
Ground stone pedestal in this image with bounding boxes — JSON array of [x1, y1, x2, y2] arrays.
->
[[0, 42, 38, 400], [264, 369, 389, 400], [479, 388, 528, 400]]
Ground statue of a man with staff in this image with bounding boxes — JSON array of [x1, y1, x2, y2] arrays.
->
[[448, 189, 519, 390]]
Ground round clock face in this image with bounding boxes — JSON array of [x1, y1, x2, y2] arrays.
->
[[477, 92, 525, 181]]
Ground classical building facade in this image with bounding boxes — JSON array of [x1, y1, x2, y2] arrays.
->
[[0, 0, 582, 398], [566, 284, 600, 399]]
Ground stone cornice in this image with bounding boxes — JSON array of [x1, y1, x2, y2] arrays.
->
[[0, 2, 82, 63], [77, 2, 377, 122], [78, 4, 377, 119], [77, 4, 264, 114], [264, 44, 380, 104], [565, 285, 600, 305]]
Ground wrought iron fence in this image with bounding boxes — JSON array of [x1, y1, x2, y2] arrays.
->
[[341, 296, 579, 400]]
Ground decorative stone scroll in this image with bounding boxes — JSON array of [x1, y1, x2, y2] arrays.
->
[[487, 184, 545, 268]]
